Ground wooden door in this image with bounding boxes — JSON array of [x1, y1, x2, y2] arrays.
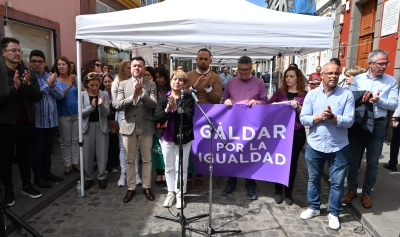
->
[[356, 0, 377, 67]]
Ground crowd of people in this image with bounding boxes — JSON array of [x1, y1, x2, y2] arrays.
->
[[1, 35, 399, 231]]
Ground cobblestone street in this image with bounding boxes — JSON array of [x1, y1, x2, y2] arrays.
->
[[7, 150, 371, 237]]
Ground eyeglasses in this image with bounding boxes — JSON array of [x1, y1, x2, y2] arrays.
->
[[322, 72, 341, 76], [143, 73, 151, 77], [373, 61, 390, 67], [238, 68, 251, 73], [87, 72, 100, 79], [57, 63, 67, 67], [30, 60, 45, 65], [4, 48, 23, 54], [94, 63, 101, 67]]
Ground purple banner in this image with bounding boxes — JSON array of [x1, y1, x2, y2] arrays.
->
[[192, 104, 295, 186]]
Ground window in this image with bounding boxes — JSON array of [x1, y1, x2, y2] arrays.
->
[[299, 58, 307, 74], [141, 0, 158, 6]]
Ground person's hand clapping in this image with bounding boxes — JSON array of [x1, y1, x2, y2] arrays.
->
[[98, 96, 104, 105], [91, 97, 96, 108], [224, 99, 233, 107]]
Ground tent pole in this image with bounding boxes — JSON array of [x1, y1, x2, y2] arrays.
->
[[170, 56, 173, 73], [76, 40, 85, 198]]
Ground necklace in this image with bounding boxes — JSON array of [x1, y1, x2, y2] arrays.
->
[[196, 68, 210, 75]]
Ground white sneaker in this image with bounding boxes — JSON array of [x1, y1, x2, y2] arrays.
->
[[136, 173, 142, 185], [176, 194, 185, 209], [118, 173, 126, 187], [328, 213, 340, 230], [163, 193, 176, 208], [300, 208, 320, 220]]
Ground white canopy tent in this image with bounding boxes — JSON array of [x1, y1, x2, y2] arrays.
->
[[76, 0, 333, 57], [74, 0, 333, 196]]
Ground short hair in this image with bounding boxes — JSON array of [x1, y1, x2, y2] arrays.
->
[[30, 50, 45, 61], [116, 60, 131, 83], [238, 56, 252, 65], [170, 70, 188, 83], [145, 66, 156, 79], [368, 49, 389, 63], [83, 72, 101, 87], [197, 48, 212, 57], [53, 56, 71, 76], [1, 37, 19, 50], [108, 65, 114, 70], [330, 58, 341, 67], [131, 56, 146, 65], [279, 68, 306, 96], [345, 66, 367, 77], [316, 66, 322, 69], [288, 63, 298, 69]]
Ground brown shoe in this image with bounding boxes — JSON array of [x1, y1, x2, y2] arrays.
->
[[195, 177, 204, 191], [361, 194, 372, 208], [143, 188, 155, 201], [342, 190, 358, 204], [123, 190, 135, 203]]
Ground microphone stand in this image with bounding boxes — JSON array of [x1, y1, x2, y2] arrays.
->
[[186, 103, 241, 236], [0, 186, 42, 237], [155, 92, 208, 237]]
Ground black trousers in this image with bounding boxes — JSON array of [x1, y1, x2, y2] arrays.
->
[[0, 122, 33, 190], [275, 128, 307, 194], [107, 132, 120, 170], [30, 127, 57, 180]]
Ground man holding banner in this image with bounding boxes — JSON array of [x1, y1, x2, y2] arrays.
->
[[220, 56, 267, 200], [299, 63, 355, 230]]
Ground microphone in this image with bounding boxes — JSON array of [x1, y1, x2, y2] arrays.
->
[[189, 86, 199, 103]]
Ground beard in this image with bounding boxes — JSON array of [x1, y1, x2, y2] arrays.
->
[[198, 64, 209, 70]]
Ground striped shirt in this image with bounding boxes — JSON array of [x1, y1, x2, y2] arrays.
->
[[34, 72, 64, 128]]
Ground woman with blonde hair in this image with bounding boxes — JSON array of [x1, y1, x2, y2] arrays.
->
[[112, 60, 142, 187], [154, 70, 195, 209], [268, 67, 307, 205]]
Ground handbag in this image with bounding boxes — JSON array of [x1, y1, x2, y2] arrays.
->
[[108, 120, 120, 134]]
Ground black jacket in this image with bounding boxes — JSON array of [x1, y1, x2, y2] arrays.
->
[[349, 90, 374, 135], [0, 63, 42, 124], [154, 94, 195, 145]]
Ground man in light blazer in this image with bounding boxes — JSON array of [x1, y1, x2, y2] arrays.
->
[[115, 56, 157, 203]]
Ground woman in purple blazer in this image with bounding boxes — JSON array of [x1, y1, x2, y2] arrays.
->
[[267, 67, 307, 205]]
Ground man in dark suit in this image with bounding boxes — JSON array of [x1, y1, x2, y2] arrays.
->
[[0, 37, 43, 206], [115, 56, 158, 203]]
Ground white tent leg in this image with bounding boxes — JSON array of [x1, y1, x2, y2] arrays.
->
[[76, 40, 85, 198]]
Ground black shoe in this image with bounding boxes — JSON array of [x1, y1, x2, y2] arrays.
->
[[4, 190, 15, 206], [34, 179, 52, 188], [383, 163, 397, 172], [274, 193, 283, 204], [84, 180, 94, 190], [285, 192, 293, 206], [72, 165, 80, 172], [64, 166, 72, 176], [44, 173, 64, 182], [99, 180, 107, 189], [22, 185, 42, 198]]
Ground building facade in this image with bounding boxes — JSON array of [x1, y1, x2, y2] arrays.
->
[[333, 0, 399, 79]]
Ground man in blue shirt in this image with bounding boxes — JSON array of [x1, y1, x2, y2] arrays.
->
[[219, 67, 232, 91], [343, 49, 398, 209], [300, 62, 355, 230], [29, 50, 64, 189]]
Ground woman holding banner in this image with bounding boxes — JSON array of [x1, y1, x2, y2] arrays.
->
[[268, 67, 307, 205], [154, 70, 195, 209]]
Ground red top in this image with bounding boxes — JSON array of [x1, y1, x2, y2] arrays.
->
[[308, 73, 322, 90]]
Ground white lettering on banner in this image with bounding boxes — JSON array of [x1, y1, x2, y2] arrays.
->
[[199, 124, 288, 140], [198, 152, 286, 165]]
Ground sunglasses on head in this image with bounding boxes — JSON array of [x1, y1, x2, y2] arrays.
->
[[87, 72, 100, 79]]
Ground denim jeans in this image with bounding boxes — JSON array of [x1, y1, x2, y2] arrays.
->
[[347, 118, 386, 195], [226, 177, 257, 192], [305, 143, 348, 216], [30, 127, 57, 180]]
